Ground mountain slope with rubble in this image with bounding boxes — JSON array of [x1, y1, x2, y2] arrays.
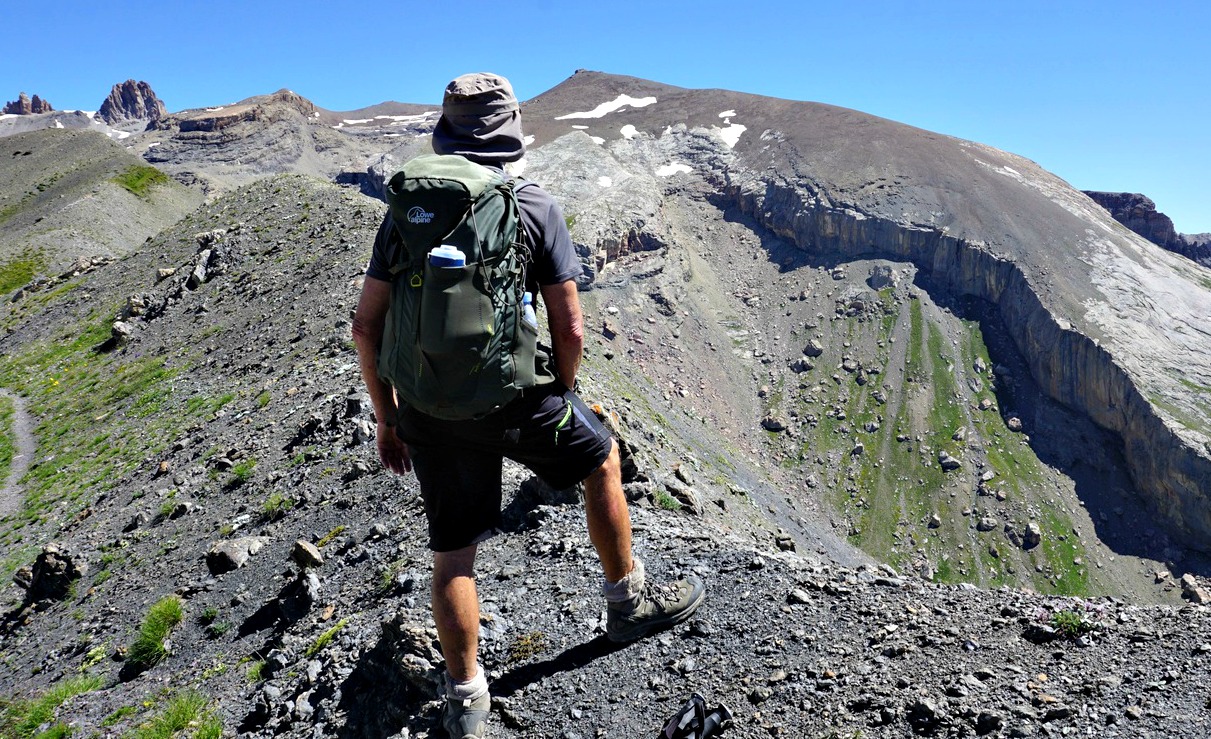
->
[[2, 71, 1211, 737]]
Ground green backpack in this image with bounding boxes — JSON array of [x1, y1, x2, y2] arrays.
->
[[377, 154, 539, 420]]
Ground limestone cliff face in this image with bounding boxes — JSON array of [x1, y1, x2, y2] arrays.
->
[[720, 166, 1211, 549], [98, 79, 167, 124], [3, 92, 53, 115]]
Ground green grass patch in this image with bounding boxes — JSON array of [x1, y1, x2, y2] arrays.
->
[[185, 392, 236, 417], [128, 691, 221, 739], [112, 165, 169, 198], [127, 595, 184, 668], [305, 618, 349, 658], [0, 675, 103, 738], [0, 395, 14, 487], [0, 248, 47, 295]]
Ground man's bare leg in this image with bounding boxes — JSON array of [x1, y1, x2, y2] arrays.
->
[[582, 440, 634, 582], [432, 544, 480, 681]]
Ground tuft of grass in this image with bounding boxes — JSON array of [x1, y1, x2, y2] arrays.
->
[[255, 391, 271, 408], [0, 675, 103, 738], [261, 492, 293, 520], [127, 595, 184, 668], [305, 618, 348, 659], [101, 705, 138, 727], [112, 165, 169, 198], [316, 525, 346, 548], [246, 660, 266, 683], [230, 458, 256, 485], [128, 691, 221, 739]]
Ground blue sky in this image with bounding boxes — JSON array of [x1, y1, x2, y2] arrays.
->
[[5, 0, 1208, 233]]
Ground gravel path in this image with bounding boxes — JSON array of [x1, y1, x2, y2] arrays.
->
[[0, 388, 34, 516]]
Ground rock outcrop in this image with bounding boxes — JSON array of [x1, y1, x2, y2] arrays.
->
[[1085, 190, 1211, 266], [3, 92, 53, 115], [98, 79, 167, 125]]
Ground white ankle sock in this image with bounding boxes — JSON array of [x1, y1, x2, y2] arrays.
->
[[602, 557, 645, 603], [446, 664, 489, 701]]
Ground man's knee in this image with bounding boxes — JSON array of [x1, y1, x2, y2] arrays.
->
[[433, 544, 478, 585], [586, 440, 620, 487]]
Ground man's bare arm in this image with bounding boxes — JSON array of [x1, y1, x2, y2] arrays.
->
[[352, 276, 411, 474], [540, 280, 584, 390]]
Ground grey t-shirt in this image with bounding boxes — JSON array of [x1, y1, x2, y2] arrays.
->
[[365, 180, 581, 290]]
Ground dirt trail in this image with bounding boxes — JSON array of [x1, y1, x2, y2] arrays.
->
[[0, 388, 34, 516]]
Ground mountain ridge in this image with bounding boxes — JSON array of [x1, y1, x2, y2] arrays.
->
[[2, 70, 1211, 737]]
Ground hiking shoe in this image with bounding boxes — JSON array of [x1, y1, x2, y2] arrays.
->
[[606, 575, 706, 643], [441, 691, 490, 739]]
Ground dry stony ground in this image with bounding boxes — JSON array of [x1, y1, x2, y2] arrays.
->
[[2, 176, 1211, 738]]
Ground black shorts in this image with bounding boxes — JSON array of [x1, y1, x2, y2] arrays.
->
[[395, 383, 614, 552]]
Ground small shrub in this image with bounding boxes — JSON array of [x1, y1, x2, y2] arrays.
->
[[507, 631, 547, 664], [1050, 608, 1095, 638], [205, 621, 232, 639], [128, 595, 184, 667], [305, 618, 349, 658], [654, 490, 682, 511], [255, 391, 271, 408], [199, 607, 219, 625]]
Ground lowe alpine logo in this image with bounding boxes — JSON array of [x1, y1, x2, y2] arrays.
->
[[407, 206, 435, 225]]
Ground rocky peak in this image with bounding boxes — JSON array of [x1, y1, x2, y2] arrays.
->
[[267, 89, 318, 116], [1083, 191, 1178, 247], [3, 92, 54, 115], [99, 79, 167, 125]]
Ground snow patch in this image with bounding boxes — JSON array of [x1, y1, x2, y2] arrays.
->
[[620, 124, 638, 140], [598, 176, 613, 187], [54, 120, 64, 129], [110, 130, 130, 139], [504, 157, 527, 178], [590, 136, 605, 145], [205, 107, 225, 112], [313, 112, 321, 118], [375, 112, 438, 123], [716, 123, 747, 148], [555, 94, 656, 120], [656, 163, 691, 177], [718, 110, 736, 118], [343, 118, 373, 125], [0, 114, 17, 121], [571, 125, 588, 130], [147, 142, 161, 148]]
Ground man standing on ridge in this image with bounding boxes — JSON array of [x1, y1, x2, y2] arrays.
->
[[352, 73, 706, 739]]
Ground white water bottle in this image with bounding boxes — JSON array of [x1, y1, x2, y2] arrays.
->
[[522, 292, 537, 328]]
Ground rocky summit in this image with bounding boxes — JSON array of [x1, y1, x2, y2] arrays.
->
[[1, 71, 1211, 738], [98, 80, 168, 126], [2, 92, 54, 116]]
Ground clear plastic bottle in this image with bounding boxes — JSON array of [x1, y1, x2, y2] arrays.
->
[[522, 292, 537, 328]]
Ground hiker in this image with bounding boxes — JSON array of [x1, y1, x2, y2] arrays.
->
[[352, 72, 706, 739]]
